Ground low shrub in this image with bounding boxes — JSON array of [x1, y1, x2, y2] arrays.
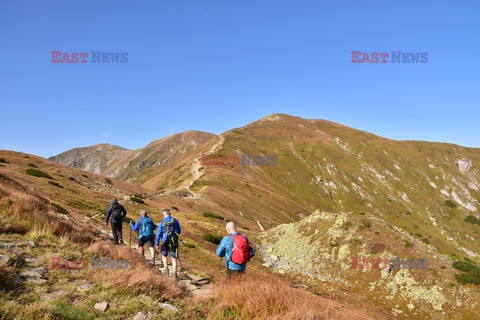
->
[[203, 212, 224, 220], [26, 168, 52, 179], [404, 241, 414, 248], [48, 181, 63, 188], [445, 200, 457, 208], [130, 196, 145, 204], [453, 260, 477, 272], [68, 177, 75, 181], [183, 242, 196, 248], [465, 215, 480, 226], [0, 158, 6, 163], [343, 221, 353, 230], [171, 206, 179, 211], [104, 178, 112, 184], [27, 162, 36, 168], [203, 233, 223, 245]]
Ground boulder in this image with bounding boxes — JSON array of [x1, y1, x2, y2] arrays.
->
[[158, 302, 178, 312], [94, 301, 109, 312], [0, 254, 11, 263], [455, 159, 472, 172]]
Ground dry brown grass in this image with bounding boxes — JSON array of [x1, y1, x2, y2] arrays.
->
[[87, 241, 186, 300], [204, 273, 377, 320]]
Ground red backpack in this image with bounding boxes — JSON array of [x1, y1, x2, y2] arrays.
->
[[230, 234, 250, 264]]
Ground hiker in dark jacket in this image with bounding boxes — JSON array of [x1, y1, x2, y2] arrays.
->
[[216, 221, 249, 279], [130, 210, 157, 264], [155, 209, 181, 278], [105, 198, 127, 244]]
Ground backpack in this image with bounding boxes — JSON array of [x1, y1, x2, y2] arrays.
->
[[162, 219, 179, 248], [140, 217, 154, 239], [230, 234, 253, 265], [110, 203, 123, 221]]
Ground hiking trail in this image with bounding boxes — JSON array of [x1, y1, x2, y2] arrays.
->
[[185, 135, 224, 198]]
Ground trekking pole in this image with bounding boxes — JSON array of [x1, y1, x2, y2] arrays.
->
[[129, 226, 132, 248]]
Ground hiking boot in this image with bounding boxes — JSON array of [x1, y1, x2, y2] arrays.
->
[[118, 240, 124, 244], [172, 272, 178, 280]]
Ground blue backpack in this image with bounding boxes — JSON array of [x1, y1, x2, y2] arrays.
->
[[140, 217, 155, 239]]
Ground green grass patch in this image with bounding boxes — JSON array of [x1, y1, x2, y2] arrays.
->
[[404, 241, 414, 248], [51, 299, 97, 320], [414, 233, 423, 238], [68, 176, 75, 181], [130, 193, 145, 199], [453, 260, 477, 272], [421, 238, 430, 245], [104, 178, 112, 184], [444, 200, 457, 208], [48, 181, 63, 188], [82, 174, 88, 178], [27, 162, 37, 168], [202, 233, 223, 245], [26, 168, 52, 179], [455, 268, 480, 285], [465, 215, 480, 226], [0, 158, 6, 163], [183, 242, 196, 248], [203, 212, 224, 220], [440, 265, 446, 269], [130, 196, 145, 204], [330, 242, 339, 247], [171, 206, 179, 211]]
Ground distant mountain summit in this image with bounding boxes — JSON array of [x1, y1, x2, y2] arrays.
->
[[50, 130, 216, 178]]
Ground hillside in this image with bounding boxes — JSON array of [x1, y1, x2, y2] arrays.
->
[[0, 150, 387, 319], [50, 130, 217, 182]]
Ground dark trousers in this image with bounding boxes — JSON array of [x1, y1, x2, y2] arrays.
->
[[110, 222, 123, 243], [227, 269, 245, 280]]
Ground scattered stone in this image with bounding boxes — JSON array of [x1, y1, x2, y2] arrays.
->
[[16, 267, 48, 284], [293, 283, 310, 290], [133, 311, 152, 320], [77, 283, 94, 292], [27, 241, 36, 248], [90, 214, 100, 219], [0, 254, 11, 263], [158, 302, 178, 312], [94, 301, 109, 312], [456, 159, 472, 172], [0, 242, 19, 251], [194, 278, 210, 286], [59, 213, 73, 221], [24, 257, 39, 263]]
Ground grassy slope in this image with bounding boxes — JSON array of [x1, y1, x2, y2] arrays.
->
[[0, 151, 386, 320]]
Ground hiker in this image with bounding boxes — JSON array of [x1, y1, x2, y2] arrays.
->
[[105, 198, 127, 244], [155, 209, 181, 278], [130, 210, 157, 264], [216, 221, 253, 280]]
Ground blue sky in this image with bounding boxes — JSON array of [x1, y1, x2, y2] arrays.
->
[[1, 1, 479, 158]]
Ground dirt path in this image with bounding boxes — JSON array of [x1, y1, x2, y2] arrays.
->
[[185, 135, 224, 198]]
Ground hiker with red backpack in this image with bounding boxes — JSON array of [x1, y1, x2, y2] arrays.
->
[[155, 209, 181, 279], [105, 198, 127, 244], [216, 221, 255, 279], [130, 210, 157, 265]]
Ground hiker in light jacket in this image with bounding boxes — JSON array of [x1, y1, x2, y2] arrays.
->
[[216, 221, 249, 279], [105, 198, 127, 244], [155, 209, 181, 278], [130, 210, 157, 264]]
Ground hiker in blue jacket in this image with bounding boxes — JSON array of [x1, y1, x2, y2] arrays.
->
[[105, 198, 127, 244], [155, 209, 181, 278], [130, 210, 157, 265], [216, 221, 249, 279]]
